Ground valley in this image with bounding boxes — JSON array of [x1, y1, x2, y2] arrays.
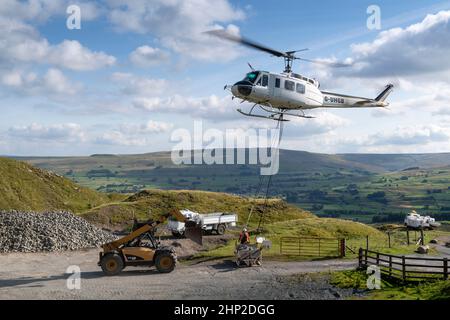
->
[[14, 149, 450, 224]]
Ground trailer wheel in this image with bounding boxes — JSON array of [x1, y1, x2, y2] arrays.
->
[[171, 231, 185, 238], [100, 253, 124, 276], [217, 224, 226, 235]]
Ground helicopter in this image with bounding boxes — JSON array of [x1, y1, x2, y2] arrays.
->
[[207, 30, 394, 121]]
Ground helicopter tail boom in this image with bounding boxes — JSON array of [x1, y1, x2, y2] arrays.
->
[[321, 84, 393, 109]]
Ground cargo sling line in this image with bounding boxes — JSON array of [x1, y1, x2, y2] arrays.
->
[[245, 115, 285, 232]]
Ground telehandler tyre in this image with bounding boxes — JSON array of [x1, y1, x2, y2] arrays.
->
[[100, 253, 124, 276], [155, 251, 176, 273]]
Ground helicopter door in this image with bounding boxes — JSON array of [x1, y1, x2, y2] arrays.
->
[[255, 72, 270, 99], [270, 74, 282, 98]]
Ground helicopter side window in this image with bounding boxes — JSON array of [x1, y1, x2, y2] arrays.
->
[[284, 80, 295, 91], [296, 83, 305, 94], [275, 78, 281, 88]]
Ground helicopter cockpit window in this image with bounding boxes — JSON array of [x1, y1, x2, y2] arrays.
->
[[244, 72, 259, 84]]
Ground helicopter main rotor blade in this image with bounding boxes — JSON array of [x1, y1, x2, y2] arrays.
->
[[286, 48, 309, 55], [297, 57, 352, 68], [205, 29, 288, 58]]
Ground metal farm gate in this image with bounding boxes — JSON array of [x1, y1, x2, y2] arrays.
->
[[280, 237, 346, 258]]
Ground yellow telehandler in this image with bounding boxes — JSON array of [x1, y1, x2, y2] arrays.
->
[[98, 209, 202, 276]]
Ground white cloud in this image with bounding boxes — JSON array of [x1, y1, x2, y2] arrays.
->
[[0, 0, 63, 22], [132, 94, 241, 121], [0, 16, 115, 71], [129, 45, 169, 67], [95, 131, 147, 146], [332, 125, 450, 149], [111, 72, 168, 96], [48, 40, 116, 71], [107, 0, 245, 61], [75, 1, 103, 21], [0, 1, 102, 22], [288, 112, 349, 136], [331, 10, 450, 79], [43, 68, 80, 95], [433, 108, 450, 116], [95, 120, 174, 146], [368, 125, 450, 146], [119, 120, 173, 134], [8, 123, 86, 142], [1, 68, 81, 95]]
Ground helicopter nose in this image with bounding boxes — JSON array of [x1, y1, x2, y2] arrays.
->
[[232, 81, 253, 97]]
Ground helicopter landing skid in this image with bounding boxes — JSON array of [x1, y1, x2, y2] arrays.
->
[[237, 108, 289, 121], [237, 103, 314, 121]]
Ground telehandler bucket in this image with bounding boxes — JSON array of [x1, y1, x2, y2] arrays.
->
[[184, 220, 203, 245]]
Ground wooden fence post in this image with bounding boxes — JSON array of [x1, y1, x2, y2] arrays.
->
[[340, 239, 346, 257], [358, 248, 363, 268], [366, 235, 369, 251], [389, 256, 392, 277], [407, 229, 410, 246], [402, 256, 406, 282], [444, 258, 448, 280], [387, 232, 391, 248], [376, 252, 380, 265]]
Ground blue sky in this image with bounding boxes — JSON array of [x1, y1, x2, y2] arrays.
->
[[1, 0, 450, 156]]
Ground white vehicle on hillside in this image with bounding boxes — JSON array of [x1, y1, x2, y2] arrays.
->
[[168, 209, 238, 237], [404, 211, 441, 229]]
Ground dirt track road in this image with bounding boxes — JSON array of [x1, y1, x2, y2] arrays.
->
[[0, 249, 358, 300]]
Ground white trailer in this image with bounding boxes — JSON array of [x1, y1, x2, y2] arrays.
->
[[168, 209, 238, 237]]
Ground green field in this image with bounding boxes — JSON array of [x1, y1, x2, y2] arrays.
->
[[15, 149, 450, 224], [331, 270, 450, 300]]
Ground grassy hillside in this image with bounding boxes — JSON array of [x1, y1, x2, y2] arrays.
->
[[340, 153, 450, 172], [81, 189, 314, 226], [0, 157, 110, 212], [264, 217, 383, 239]]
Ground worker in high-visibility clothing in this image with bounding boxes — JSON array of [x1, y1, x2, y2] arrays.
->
[[239, 228, 250, 245]]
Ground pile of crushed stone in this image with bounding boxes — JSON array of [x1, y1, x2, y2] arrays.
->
[[0, 211, 117, 253]]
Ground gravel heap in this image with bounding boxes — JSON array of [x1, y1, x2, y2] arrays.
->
[[0, 211, 118, 253]]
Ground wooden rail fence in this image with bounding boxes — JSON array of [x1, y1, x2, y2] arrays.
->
[[359, 248, 449, 281], [280, 237, 345, 257]]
